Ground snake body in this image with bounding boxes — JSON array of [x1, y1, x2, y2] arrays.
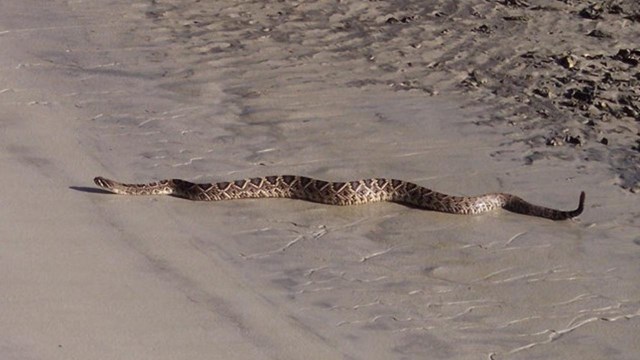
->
[[93, 175, 584, 220]]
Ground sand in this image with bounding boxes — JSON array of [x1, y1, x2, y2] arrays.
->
[[1, 0, 639, 359]]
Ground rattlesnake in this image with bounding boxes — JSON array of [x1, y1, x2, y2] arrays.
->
[[93, 175, 584, 220]]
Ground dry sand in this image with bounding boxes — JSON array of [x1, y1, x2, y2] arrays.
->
[[1, 0, 639, 359]]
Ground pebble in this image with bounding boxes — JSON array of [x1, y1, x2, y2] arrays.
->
[[558, 54, 578, 69], [613, 49, 640, 66], [587, 29, 612, 38], [579, 4, 603, 20]]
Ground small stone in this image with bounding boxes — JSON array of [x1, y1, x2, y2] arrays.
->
[[503, 15, 529, 21], [609, 4, 624, 15], [622, 106, 638, 118], [580, 4, 603, 20], [618, 94, 637, 106], [558, 54, 578, 69], [566, 86, 596, 103], [600, 137, 609, 145], [533, 87, 551, 98], [587, 29, 612, 38], [537, 108, 550, 118], [385, 15, 415, 24], [564, 134, 582, 146], [502, 0, 530, 7], [546, 136, 563, 146], [400, 16, 415, 23], [613, 49, 640, 66], [473, 24, 492, 33], [462, 70, 488, 87]]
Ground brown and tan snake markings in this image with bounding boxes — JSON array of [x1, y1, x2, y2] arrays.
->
[[93, 175, 585, 221]]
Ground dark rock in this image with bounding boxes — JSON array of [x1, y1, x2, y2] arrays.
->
[[546, 135, 563, 146], [400, 16, 415, 23], [580, 4, 603, 20], [473, 24, 492, 33], [503, 15, 529, 21], [501, 0, 530, 7], [613, 49, 640, 66], [385, 17, 399, 24], [565, 134, 583, 145], [618, 95, 637, 106], [566, 86, 596, 103], [587, 29, 612, 38], [602, 72, 615, 84], [556, 76, 572, 85], [385, 16, 414, 24], [533, 87, 551, 97], [609, 4, 624, 15], [622, 106, 638, 118]]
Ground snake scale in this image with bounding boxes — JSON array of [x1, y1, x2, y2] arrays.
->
[[93, 175, 584, 220]]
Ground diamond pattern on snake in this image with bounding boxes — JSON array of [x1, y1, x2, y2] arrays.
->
[[94, 175, 585, 221]]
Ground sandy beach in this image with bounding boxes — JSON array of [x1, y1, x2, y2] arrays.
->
[[1, 0, 638, 359]]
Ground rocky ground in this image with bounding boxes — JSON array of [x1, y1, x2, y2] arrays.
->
[[145, 0, 640, 190]]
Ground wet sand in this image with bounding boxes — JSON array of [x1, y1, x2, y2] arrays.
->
[[1, 1, 639, 359]]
